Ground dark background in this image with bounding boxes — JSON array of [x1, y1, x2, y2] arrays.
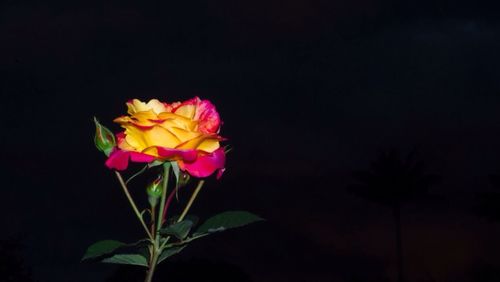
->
[[2, 0, 500, 281]]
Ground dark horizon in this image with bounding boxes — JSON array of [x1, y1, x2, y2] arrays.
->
[[2, 0, 500, 281]]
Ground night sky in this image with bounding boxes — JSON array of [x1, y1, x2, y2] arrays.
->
[[2, 1, 500, 281]]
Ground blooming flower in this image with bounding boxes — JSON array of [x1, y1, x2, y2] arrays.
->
[[105, 97, 225, 178]]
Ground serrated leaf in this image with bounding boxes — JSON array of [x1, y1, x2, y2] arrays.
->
[[160, 220, 193, 240], [102, 254, 148, 267], [195, 211, 263, 235], [82, 240, 125, 261], [158, 245, 187, 264]]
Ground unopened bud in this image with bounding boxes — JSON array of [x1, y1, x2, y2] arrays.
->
[[147, 175, 163, 207], [179, 172, 191, 187], [93, 117, 116, 156]]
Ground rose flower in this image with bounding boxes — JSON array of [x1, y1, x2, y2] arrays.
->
[[105, 97, 225, 178]]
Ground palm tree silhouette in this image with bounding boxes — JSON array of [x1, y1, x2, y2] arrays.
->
[[348, 148, 440, 282]]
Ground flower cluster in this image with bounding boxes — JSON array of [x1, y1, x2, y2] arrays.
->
[[104, 97, 225, 178]]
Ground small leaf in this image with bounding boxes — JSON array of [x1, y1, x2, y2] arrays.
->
[[223, 145, 233, 154], [129, 239, 151, 248], [102, 254, 148, 267], [171, 161, 190, 193], [166, 215, 199, 227], [170, 161, 181, 200], [158, 246, 187, 264], [82, 240, 125, 261], [171, 161, 180, 184], [148, 160, 165, 168], [162, 161, 172, 170], [160, 220, 193, 240], [195, 211, 263, 235], [125, 165, 148, 185]]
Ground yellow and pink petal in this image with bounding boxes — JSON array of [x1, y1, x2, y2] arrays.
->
[[156, 147, 198, 163], [172, 97, 221, 134], [127, 99, 168, 115], [178, 148, 225, 178], [194, 99, 221, 134]]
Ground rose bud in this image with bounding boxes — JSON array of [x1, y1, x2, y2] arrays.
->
[[93, 117, 116, 156], [147, 175, 163, 207]]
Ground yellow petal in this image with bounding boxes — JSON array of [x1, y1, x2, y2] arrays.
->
[[174, 104, 196, 119], [127, 99, 167, 115], [147, 99, 168, 114], [168, 127, 202, 143], [129, 110, 160, 126], [124, 126, 149, 151], [176, 135, 219, 152], [143, 126, 180, 148], [118, 136, 136, 151], [114, 116, 134, 124], [196, 138, 220, 153], [133, 110, 158, 121], [158, 112, 198, 131], [115, 111, 158, 127], [142, 146, 159, 157], [127, 99, 147, 114]]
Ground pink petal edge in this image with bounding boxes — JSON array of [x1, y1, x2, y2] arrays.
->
[[156, 147, 198, 163], [105, 149, 130, 171], [179, 148, 226, 178], [105, 149, 156, 171]]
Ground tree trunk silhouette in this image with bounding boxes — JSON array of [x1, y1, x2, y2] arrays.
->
[[393, 204, 404, 282], [348, 149, 440, 282]]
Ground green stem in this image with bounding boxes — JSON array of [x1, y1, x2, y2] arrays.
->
[[157, 163, 170, 231], [115, 171, 153, 240], [150, 207, 156, 240], [162, 184, 180, 224], [159, 180, 205, 250], [145, 246, 159, 282], [145, 163, 171, 282], [177, 180, 205, 223]]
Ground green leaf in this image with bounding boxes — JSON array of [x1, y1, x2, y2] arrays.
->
[[166, 215, 199, 227], [160, 220, 193, 240], [125, 165, 148, 185], [171, 161, 180, 184], [158, 246, 187, 264], [102, 254, 148, 267], [148, 160, 165, 168], [223, 145, 233, 154], [171, 161, 190, 191], [128, 239, 151, 248], [82, 240, 125, 261], [169, 161, 180, 200], [195, 211, 263, 235]]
